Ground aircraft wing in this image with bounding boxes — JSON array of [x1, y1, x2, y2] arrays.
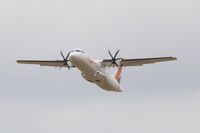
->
[[102, 57, 177, 67], [16, 60, 75, 68]]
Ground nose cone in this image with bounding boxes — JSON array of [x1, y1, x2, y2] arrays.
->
[[69, 52, 76, 62], [69, 52, 81, 63]]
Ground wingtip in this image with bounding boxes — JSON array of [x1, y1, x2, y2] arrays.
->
[[173, 57, 178, 60], [16, 60, 23, 64]]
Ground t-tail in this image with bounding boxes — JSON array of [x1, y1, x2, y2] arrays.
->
[[115, 66, 122, 84]]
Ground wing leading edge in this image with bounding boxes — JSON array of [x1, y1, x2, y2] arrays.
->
[[102, 57, 177, 67], [16, 60, 75, 68]]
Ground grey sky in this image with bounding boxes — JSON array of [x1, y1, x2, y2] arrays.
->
[[0, 0, 200, 133]]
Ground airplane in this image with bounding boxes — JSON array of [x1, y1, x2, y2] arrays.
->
[[17, 49, 177, 92]]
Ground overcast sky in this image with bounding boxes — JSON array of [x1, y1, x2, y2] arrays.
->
[[0, 0, 200, 133]]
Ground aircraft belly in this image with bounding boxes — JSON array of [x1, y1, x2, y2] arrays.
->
[[96, 76, 122, 92]]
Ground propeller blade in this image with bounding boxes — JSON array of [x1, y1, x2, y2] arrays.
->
[[60, 51, 70, 70], [108, 49, 121, 67], [108, 50, 114, 59], [66, 52, 71, 60], [114, 49, 120, 59], [60, 51, 65, 60]]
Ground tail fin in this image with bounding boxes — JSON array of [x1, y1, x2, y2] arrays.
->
[[115, 66, 122, 83]]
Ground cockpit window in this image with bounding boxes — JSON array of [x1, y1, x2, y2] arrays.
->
[[71, 49, 85, 54]]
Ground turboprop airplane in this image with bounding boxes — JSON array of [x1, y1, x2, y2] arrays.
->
[[17, 49, 177, 92]]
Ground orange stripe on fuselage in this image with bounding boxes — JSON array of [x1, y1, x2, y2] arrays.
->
[[115, 66, 122, 81]]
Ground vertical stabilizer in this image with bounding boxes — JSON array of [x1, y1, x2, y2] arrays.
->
[[115, 66, 122, 83]]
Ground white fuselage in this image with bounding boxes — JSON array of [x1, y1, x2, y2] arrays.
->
[[69, 51, 122, 92]]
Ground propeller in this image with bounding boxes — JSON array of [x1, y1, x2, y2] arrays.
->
[[108, 49, 122, 67], [60, 51, 71, 70]]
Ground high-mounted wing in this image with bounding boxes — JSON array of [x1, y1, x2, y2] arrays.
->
[[102, 57, 177, 67], [16, 60, 75, 68]]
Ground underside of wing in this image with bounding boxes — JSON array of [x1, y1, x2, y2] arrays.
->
[[102, 57, 177, 67], [16, 60, 75, 68], [121, 57, 177, 66]]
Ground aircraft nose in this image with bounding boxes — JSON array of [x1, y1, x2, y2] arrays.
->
[[69, 52, 75, 61], [69, 52, 80, 62]]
